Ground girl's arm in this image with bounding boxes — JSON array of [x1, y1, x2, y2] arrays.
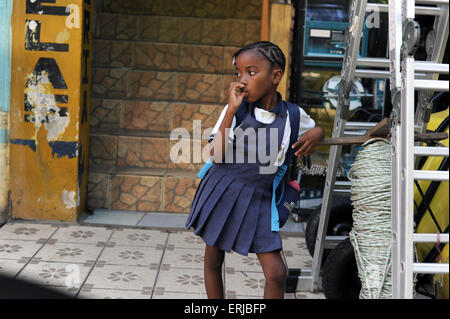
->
[[291, 126, 325, 157], [210, 82, 247, 162]]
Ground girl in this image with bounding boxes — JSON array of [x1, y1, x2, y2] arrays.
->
[[185, 41, 324, 299]]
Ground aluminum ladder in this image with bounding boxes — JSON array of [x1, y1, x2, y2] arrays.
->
[[390, 0, 449, 299], [294, 0, 450, 297]]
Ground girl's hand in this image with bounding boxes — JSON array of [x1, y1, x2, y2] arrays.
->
[[227, 82, 247, 112], [292, 126, 325, 157]]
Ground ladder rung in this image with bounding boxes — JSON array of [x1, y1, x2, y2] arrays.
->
[[333, 189, 351, 196], [344, 131, 366, 136], [414, 146, 449, 157], [413, 233, 449, 243], [344, 122, 378, 131], [356, 57, 389, 68], [324, 235, 348, 249], [415, 0, 449, 5], [354, 69, 390, 79], [414, 62, 449, 74], [355, 60, 448, 74], [355, 69, 428, 79], [365, 3, 387, 12], [335, 181, 352, 189], [414, 5, 444, 16], [414, 170, 449, 181], [413, 263, 449, 275], [366, 3, 442, 16], [415, 79, 449, 91], [334, 181, 352, 195]]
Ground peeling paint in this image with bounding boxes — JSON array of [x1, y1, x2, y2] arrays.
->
[[48, 141, 77, 158], [25, 20, 38, 49], [28, 20, 37, 31], [10, 139, 36, 151], [25, 18, 69, 52], [56, 28, 70, 43], [25, 70, 70, 141], [0, 112, 9, 144], [62, 189, 76, 209]]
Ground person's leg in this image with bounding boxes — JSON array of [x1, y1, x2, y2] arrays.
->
[[256, 250, 287, 299], [204, 244, 225, 299]]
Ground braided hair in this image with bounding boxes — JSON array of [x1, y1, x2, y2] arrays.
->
[[232, 41, 286, 73]]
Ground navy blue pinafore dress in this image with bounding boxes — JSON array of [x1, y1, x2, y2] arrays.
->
[[185, 100, 289, 256]]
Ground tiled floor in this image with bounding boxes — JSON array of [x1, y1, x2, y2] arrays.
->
[[0, 221, 325, 299]]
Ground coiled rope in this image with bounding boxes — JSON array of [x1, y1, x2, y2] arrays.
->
[[348, 138, 392, 299]]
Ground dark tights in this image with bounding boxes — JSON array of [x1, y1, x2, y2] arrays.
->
[[204, 245, 225, 299], [203, 245, 287, 299]]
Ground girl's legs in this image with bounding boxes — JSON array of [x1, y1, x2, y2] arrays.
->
[[204, 244, 225, 299], [256, 250, 287, 299]]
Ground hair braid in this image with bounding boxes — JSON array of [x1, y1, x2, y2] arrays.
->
[[233, 41, 286, 73]]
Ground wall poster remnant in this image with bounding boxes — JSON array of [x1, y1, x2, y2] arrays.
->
[[10, 0, 92, 221]]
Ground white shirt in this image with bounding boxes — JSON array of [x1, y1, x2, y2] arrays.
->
[[210, 104, 316, 165]]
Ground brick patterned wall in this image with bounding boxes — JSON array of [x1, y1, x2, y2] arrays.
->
[[88, 0, 262, 213]]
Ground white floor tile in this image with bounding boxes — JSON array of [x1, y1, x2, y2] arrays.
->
[[0, 239, 44, 260], [155, 268, 206, 295], [225, 271, 265, 298], [83, 264, 157, 291], [0, 223, 57, 241], [97, 245, 163, 267], [281, 235, 310, 255], [224, 251, 262, 273], [0, 259, 26, 277], [108, 228, 168, 247], [166, 231, 205, 250], [16, 261, 92, 291], [283, 253, 313, 270], [33, 242, 104, 264], [50, 225, 113, 245], [161, 247, 204, 270]]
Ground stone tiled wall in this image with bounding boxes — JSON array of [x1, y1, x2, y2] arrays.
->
[[88, 0, 261, 213]]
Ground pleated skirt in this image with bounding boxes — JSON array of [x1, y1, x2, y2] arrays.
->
[[185, 163, 282, 256]]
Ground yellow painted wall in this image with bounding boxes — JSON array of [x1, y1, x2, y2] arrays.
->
[[269, 2, 294, 101], [9, 0, 92, 221]]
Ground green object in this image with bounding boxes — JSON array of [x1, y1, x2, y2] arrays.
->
[[348, 138, 392, 299]]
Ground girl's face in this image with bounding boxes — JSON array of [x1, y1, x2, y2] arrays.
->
[[234, 50, 282, 104]]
